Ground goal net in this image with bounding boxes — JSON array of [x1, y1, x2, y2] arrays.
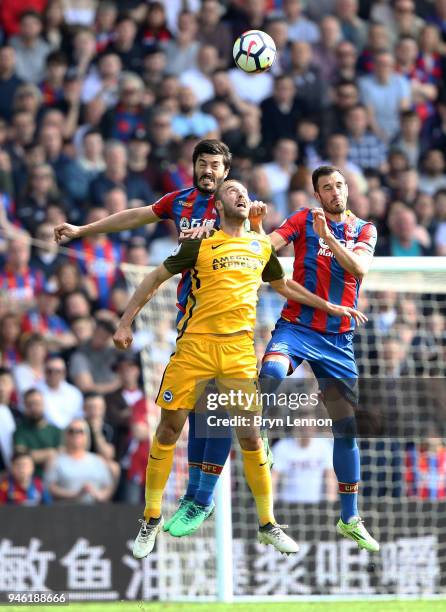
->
[[121, 256, 446, 600]]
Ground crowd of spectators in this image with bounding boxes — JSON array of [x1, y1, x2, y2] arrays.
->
[[0, 0, 446, 506]]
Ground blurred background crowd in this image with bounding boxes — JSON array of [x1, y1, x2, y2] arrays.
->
[[0, 0, 446, 508]]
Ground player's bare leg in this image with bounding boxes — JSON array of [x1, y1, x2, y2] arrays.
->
[[235, 412, 299, 555], [133, 408, 189, 559]]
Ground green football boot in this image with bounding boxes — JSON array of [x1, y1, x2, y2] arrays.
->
[[168, 500, 215, 537], [163, 497, 193, 532], [336, 516, 380, 552]]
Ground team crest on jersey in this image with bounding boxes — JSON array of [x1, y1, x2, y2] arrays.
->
[[178, 200, 193, 207], [318, 235, 351, 257], [318, 236, 331, 250], [249, 240, 261, 254], [345, 223, 356, 240], [163, 390, 173, 402], [179, 217, 190, 231]]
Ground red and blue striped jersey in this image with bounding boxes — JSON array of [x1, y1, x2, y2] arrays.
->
[[0, 267, 44, 302], [276, 208, 377, 334], [1, 347, 21, 368], [153, 187, 218, 312], [69, 239, 124, 308], [22, 310, 69, 336], [406, 445, 446, 500], [0, 475, 51, 505]]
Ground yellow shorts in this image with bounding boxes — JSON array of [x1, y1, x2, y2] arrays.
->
[[156, 332, 261, 412]]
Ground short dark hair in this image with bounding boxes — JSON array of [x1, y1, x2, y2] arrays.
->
[[12, 450, 33, 463], [434, 188, 446, 200], [20, 10, 42, 23], [0, 367, 12, 378], [45, 354, 65, 365], [400, 109, 419, 121], [115, 13, 136, 26], [274, 74, 294, 85], [347, 103, 367, 114], [336, 79, 357, 90], [46, 51, 68, 66], [83, 128, 102, 140], [23, 387, 42, 401], [95, 317, 117, 335], [83, 391, 103, 402], [312, 165, 345, 192], [192, 139, 232, 170], [264, 15, 287, 27], [20, 332, 46, 355], [70, 315, 93, 326]]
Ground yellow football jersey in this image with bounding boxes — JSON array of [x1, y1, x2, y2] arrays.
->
[[163, 230, 284, 335]]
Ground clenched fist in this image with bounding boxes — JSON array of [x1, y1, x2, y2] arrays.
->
[[249, 200, 267, 231], [312, 208, 331, 241], [113, 325, 133, 350], [54, 223, 82, 243]]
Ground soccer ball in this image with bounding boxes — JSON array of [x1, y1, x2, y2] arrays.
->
[[233, 30, 276, 74]]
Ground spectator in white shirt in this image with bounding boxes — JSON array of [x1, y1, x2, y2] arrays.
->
[[13, 333, 47, 405], [45, 418, 115, 503], [282, 0, 320, 44], [419, 149, 446, 196], [262, 138, 298, 200], [171, 86, 218, 138], [228, 67, 273, 105], [0, 368, 18, 471], [335, 0, 368, 51], [81, 51, 121, 106], [359, 50, 411, 141], [37, 356, 83, 430], [180, 45, 218, 105], [391, 109, 422, 168], [272, 429, 337, 503], [9, 11, 51, 85], [164, 11, 201, 76]]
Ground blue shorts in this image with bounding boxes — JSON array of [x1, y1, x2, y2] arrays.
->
[[264, 318, 358, 404]]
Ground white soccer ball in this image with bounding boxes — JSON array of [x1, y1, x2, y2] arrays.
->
[[233, 29, 276, 74]]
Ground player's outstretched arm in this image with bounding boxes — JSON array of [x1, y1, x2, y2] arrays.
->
[[269, 278, 368, 326], [113, 264, 173, 350], [54, 205, 161, 243]]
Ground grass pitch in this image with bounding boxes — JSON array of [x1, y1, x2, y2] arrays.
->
[[4, 600, 446, 612]]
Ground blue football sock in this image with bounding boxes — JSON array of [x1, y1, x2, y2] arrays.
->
[[195, 414, 232, 507], [185, 412, 206, 500], [332, 417, 360, 523], [259, 359, 289, 427], [259, 359, 289, 383]]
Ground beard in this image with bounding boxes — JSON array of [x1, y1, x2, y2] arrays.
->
[[27, 413, 43, 424], [221, 202, 248, 220], [193, 170, 222, 194], [321, 198, 347, 214], [179, 103, 194, 114]]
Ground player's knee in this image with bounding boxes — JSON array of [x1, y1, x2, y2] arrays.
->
[[332, 416, 357, 441], [259, 359, 288, 380], [238, 434, 262, 451], [156, 420, 182, 445]]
